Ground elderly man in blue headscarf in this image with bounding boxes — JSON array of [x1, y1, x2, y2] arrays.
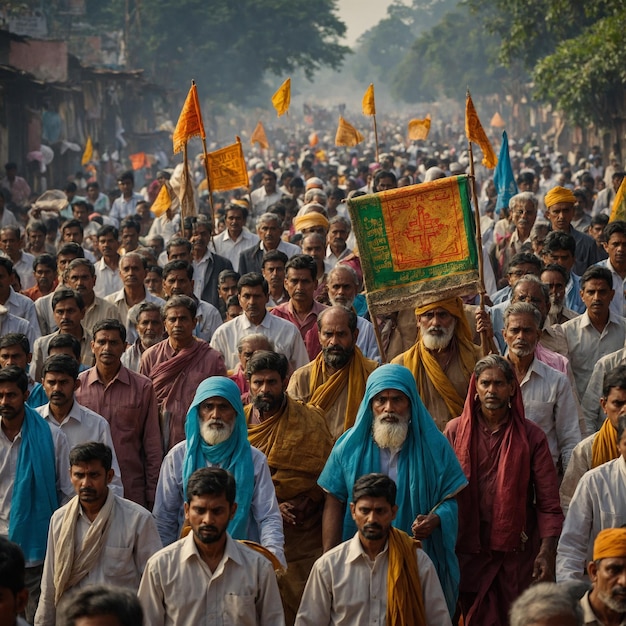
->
[[153, 376, 286, 566], [318, 363, 467, 615]]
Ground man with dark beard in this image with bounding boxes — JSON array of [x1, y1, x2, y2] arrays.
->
[[287, 306, 378, 440], [245, 350, 332, 625]]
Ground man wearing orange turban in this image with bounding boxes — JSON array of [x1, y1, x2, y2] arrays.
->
[[544, 185, 600, 276]]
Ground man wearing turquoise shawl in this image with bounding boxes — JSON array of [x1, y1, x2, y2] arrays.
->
[[318, 364, 467, 616], [153, 376, 286, 567]]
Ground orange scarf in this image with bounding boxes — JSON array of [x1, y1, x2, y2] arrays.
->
[[386, 527, 426, 626], [591, 418, 619, 468], [308, 346, 377, 432]]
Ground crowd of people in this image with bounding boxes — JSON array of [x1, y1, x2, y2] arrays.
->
[[1, 129, 626, 626]]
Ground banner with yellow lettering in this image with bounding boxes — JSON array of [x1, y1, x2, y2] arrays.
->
[[206, 137, 249, 193]]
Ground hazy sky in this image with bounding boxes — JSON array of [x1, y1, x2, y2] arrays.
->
[[336, 0, 397, 46]]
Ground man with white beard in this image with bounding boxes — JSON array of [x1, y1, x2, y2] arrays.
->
[[392, 298, 484, 431], [541, 264, 580, 325], [317, 364, 467, 616], [151, 376, 286, 567]]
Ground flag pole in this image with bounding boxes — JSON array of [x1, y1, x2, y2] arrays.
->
[[467, 141, 490, 356], [373, 114, 380, 163], [199, 136, 215, 225]]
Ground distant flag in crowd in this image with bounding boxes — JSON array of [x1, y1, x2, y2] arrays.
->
[[408, 116, 431, 141], [250, 122, 269, 150], [335, 117, 364, 147], [205, 137, 249, 193], [610, 176, 626, 222], [272, 78, 291, 117], [129, 152, 149, 170], [309, 131, 319, 147], [490, 112, 506, 128], [493, 131, 518, 214], [465, 91, 497, 169], [173, 81, 205, 154], [81, 136, 93, 166], [362, 83, 376, 116]]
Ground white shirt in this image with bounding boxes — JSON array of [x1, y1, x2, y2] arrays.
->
[[0, 306, 37, 350], [110, 192, 144, 225], [4, 288, 40, 338], [36, 400, 124, 496], [213, 229, 259, 272], [153, 441, 285, 566], [295, 533, 452, 626], [138, 532, 285, 626], [36, 493, 162, 625], [356, 316, 381, 362], [597, 258, 626, 318], [561, 311, 626, 399], [192, 249, 212, 301], [94, 257, 122, 298], [105, 288, 165, 344], [147, 213, 180, 245], [195, 300, 222, 342], [518, 357, 581, 469], [250, 187, 284, 216], [10, 251, 36, 291], [557, 455, 626, 582], [211, 312, 309, 371]]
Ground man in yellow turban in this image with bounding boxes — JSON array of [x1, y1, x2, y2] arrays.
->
[[544, 185, 600, 276], [582, 528, 626, 624], [293, 212, 329, 237], [391, 297, 489, 431]]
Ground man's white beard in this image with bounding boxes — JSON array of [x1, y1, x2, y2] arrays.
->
[[200, 419, 234, 445], [372, 412, 410, 450], [548, 300, 562, 319], [421, 323, 455, 351]]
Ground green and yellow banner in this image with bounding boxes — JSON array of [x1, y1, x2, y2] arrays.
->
[[348, 175, 479, 314]]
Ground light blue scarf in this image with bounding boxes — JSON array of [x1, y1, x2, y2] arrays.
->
[[182, 377, 254, 540], [318, 364, 468, 615], [9, 405, 58, 562]]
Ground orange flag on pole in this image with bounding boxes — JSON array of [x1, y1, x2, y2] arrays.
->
[[408, 116, 431, 141], [81, 136, 93, 166], [206, 137, 249, 193], [173, 81, 206, 154], [250, 122, 269, 150], [465, 91, 497, 169], [335, 117, 364, 147], [272, 78, 291, 117], [362, 83, 376, 116], [151, 181, 174, 217]]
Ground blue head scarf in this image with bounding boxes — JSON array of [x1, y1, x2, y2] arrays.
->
[[318, 364, 467, 614], [182, 376, 254, 540]]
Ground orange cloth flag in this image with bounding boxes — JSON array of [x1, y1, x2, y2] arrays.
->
[[610, 176, 626, 222], [173, 82, 206, 154], [490, 112, 506, 128], [272, 78, 291, 117], [309, 131, 319, 147], [206, 137, 249, 193], [408, 116, 431, 141], [335, 116, 363, 147], [250, 122, 269, 150], [362, 83, 376, 116], [465, 92, 498, 169], [81, 136, 93, 166], [151, 182, 172, 218], [129, 152, 148, 170]]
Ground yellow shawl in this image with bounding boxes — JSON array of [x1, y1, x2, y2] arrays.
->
[[397, 297, 478, 419], [245, 396, 333, 501], [592, 418, 619, 468], [308, 346, 378, 433], [386, 527, 426, 626]]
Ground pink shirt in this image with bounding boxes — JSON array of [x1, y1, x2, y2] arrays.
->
[[271, 299, 328, 361], [76, 365, 162, 509]]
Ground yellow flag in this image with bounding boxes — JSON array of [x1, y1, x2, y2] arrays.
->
[[173, 82, 206, 154], [610, 177, 626, 222], [250, 122, 269, 150], [362, 83, 376, 116], [272, 78, 291, 117], [151, 181, 173, 218], [408, 116, 431, 141], [335, 116, 364, 147], [81, 136, 93, 166], [206, 137, 250, 193], [465, 92, 497, 169]]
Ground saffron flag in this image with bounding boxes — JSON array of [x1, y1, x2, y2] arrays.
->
[[206, 137, 249, 193], [347, 176, 479, 314], [81, 136, 93, 166], [250, 122, 269, 150], [335, 117, 363, 147], [493, 131, 518, 214], [173, 82, 206, 154], [129, 152, 148, 170], [362, 83, 376, 116], [408, 116, 431, 141], [309, 131, 319, 147], [272, 78, 291, 117], [490, 112, 506, 128], [151, 182, 174, 218], [465, 92, 497, 169], [610, 177, 626, 222]]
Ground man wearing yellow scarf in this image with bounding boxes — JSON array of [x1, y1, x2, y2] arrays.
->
[[288, 306, 378, 440], [295, 473, 451, 626], [245, 350, 333, 626], [392, 297, 483, 431], [560, 365, 626, 513]]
